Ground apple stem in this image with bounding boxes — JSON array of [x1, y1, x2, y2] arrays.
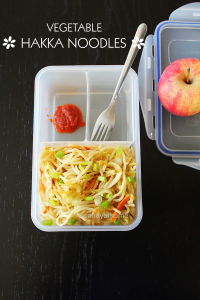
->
[[186, 68, 190, 84]]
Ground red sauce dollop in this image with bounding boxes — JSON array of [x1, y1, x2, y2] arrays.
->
[[53, 104, 85, 133]]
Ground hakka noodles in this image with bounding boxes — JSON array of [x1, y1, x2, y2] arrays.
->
[[39, 144, 137, 226]]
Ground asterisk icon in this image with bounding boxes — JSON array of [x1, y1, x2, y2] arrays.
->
[[3, 36, 16, 49], [132, 36, 145, 49]]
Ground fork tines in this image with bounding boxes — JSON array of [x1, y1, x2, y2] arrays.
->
[[91, 123, 113, 141]]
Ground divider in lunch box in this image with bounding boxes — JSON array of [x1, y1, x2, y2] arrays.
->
[[37, 66, 138, 144]]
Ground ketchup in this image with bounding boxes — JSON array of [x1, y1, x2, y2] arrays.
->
[[53, 104, 85, 133]]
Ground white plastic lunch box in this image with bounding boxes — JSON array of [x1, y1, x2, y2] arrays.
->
[[31, 66, 142, 231], [139, 2, 200, 170], [32, 2, 200, 232]]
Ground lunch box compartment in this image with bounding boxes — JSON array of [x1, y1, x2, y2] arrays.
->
[[139, 2, 200, 168], [87, 70, 137, 141], [157, 23, 200, 153], [37, 69, 87, 142], [32, 66, 142, 231]]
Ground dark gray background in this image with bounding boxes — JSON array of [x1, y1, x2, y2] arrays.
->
[[0, 0, 200, 299]]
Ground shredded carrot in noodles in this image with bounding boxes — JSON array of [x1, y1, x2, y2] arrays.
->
[[39, 144, 136, 226]]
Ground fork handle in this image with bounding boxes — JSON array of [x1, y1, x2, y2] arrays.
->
[[110, 23, 147, 104]]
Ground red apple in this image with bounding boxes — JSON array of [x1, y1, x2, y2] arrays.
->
[[157, 58, 200, 116]]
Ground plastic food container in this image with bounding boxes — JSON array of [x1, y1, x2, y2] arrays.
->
[[31, 66, 142, 231], [139, 2, 200, 170]]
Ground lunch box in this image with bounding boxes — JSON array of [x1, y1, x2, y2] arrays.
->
[[31, 2, 200, 232], [139, 2, 200, 170], [32, 66, 142, 231]]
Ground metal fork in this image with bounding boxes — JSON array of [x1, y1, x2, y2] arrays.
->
[[90, 23, 147, 141]]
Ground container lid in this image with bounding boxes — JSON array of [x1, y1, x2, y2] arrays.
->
[[139, 3, 200, 167], [138, 34, 155, 140]]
